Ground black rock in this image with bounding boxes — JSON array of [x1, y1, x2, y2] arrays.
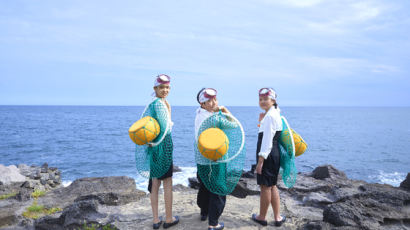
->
[[173, 165, 182, 173], [49, 167, 58, 172], [241, 170, 256, 179], [74, 192, 137, 206], [230, 179, 259, 198], [41, 163, 48, 173], [40, 179, 47, 185], [323, 183, 410, 229], [35, 215, 64, 230], [63, 199, 106, 227], [301, 221, 331, 230], [39, 176, 145, 209], [16, 187, 32, 201], [400, 173, 410, 190], [35, 199, 105, 230], [250, 164, 256, 172], [0, 206, 19, 228], [34, 169, 41, 180], [188, 177, 200, 189], [312, 165, 347, 180]]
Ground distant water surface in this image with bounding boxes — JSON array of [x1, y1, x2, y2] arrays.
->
[[0, 106, 409, 189]]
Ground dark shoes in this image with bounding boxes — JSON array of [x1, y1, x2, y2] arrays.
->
[[163, 216, 180, 229], [208, 222, 224, 230], [251, 214, 268, 226], [274, 216, 286, 227], [153, 220, 162, 229]]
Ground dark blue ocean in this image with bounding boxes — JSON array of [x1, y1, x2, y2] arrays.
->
[[1, 106, 409, 190]]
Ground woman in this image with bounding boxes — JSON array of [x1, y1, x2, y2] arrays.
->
[[251, 88, 286, 227], [194, 88, 231, 230], [148, 74, 179, 229]]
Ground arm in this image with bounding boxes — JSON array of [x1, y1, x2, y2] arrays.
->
[[217, 106, 238, 129], [218, 106, 230, 114], [257, 115, 275, 160], [256, 116, 280, 174]]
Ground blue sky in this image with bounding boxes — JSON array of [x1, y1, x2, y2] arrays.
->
[[1, 0, 409, 106]]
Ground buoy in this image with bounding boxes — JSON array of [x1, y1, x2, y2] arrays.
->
[[198, 128, 229, 161], [129, 116, 160, 145]]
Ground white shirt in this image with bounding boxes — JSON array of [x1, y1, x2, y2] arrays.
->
[[194, 107, 214, 140], [257, 106, 283, 159]]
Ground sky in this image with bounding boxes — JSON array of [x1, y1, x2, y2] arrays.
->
[[0, 0, 409, 106]]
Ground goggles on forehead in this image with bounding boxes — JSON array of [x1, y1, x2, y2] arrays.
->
[[259, 88, 276, 98], [203, 88, 217, 99], [197, 88, 217, 103], [156, 74, 171, 85]]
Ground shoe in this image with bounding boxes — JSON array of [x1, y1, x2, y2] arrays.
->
[[208, 222, 224, 230], [201, 214, 208, 221], [251, 214, 267, 226], [153, 220, 162, 229], [163, 216, 179, 229], [274, 216, 286, 227]]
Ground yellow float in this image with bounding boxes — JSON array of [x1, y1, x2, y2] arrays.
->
[[280, 128, 307, 157], [198, 128, 229, 161], [129, 116, 160, 145]]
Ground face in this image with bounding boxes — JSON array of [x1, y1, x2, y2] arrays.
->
[[259, 96, 275, 111], [201, 97, 218, 112], [154, 84, 170, 98]]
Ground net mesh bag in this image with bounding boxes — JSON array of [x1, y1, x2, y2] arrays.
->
[[135, 98, 173, 179], [195, 112, 246, 196], [279, 116, 297, 188]]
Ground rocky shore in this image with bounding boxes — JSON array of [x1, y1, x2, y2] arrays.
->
[[0, 164, 409, 230]]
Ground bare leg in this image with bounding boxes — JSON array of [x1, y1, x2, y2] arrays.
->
[[150, 178, 161, 223], [257, 185, 272, 220], [271, 185, 282, 221], [163, 177, 174, 223]]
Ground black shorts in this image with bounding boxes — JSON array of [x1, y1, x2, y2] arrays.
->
[[257, 153, 280, 186], [256, 131, 281, 187], [148, 163, 173, 193]]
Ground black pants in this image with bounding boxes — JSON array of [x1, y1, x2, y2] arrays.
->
[[197, 173, 226, 226]]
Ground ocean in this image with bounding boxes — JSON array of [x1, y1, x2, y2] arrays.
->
[[0, 106, 409, 191]]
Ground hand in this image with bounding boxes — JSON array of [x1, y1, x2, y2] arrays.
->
[[256, 162, 263, 175], [259, 113, 265, 122], [219, 106, 230, 114]]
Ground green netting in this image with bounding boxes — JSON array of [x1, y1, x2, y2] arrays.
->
[[195, 112, 246, 196], [135, 98, 172, 179], [279, 116, 297, 188]]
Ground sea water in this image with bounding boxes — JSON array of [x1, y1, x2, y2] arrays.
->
[[1, 106, 409, 191]]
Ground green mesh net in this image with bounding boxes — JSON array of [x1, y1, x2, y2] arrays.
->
[[195, 112, 246, 196], [279, 116, 297, 188], [135, 98, 173, 179]]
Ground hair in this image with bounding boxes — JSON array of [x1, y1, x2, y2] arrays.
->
[[196, 88, 205, 104], [274, 101, 278, 109]]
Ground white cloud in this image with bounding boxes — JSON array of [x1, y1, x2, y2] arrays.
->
[[304, 1, 384, 34], [351, 2, 380, 21]]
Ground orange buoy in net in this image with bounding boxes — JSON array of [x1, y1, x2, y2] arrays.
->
[[198, 128, 229, 161], [292, 130, 307, 157], [129, 116, 160, 145]]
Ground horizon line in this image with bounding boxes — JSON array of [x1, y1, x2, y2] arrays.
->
[[1, 104, 409, 108]]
